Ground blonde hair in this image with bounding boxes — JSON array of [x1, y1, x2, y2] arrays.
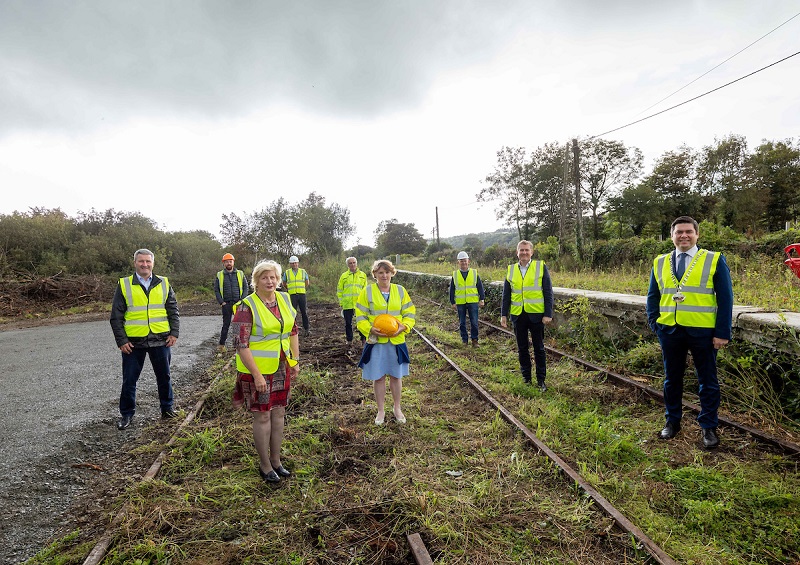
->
[[251, 260, 283, 290], [371, 259, 397, 277]]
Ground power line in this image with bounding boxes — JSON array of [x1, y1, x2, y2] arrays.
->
[[589, 50, 800, 140], [636, 11, 800, 116]]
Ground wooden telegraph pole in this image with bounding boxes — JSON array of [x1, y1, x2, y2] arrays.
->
[[435, 206, 440, 248], [572, 138, 583, 261], [559, 141, 569, 243]]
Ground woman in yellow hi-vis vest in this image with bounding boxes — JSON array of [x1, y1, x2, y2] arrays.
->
[[232, 260, 300, 483], [355, 260, 416, 425]]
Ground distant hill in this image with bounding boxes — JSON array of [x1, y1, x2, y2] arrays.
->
[[431, 229, 517, 248]]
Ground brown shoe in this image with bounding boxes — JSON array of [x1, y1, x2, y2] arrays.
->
[[471, 339, 478, 347]]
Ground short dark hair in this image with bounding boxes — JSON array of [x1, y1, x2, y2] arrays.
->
[[670, 216, 698, 233]]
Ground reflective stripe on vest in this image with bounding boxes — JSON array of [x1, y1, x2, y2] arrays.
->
[[506, 262, 544, 315], [217, 270, 244, 299], [285, 268, 307, 294], [355, 283, 416, 345], [655, 249, 719, 328], [453, 269, 479, 305], [121, 276, 170, 337], [235, 292, 297, 375]]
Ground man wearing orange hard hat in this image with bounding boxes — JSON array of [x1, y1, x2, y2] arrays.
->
[[214, 252, 250, 351]]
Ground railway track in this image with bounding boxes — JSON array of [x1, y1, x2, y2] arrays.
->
[[421, 296, 800, 457]]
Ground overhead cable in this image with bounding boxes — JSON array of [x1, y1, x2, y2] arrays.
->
[[589, 50, 800, 140], [636, 10, 800, 116]]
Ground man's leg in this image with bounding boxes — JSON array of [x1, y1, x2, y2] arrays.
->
[[457, 305, 468, 343], [689, 335, 720, 429], [658, 330, 689, 426], [148, 345, 174, 413], [513, 315, 533, 383], [219, 303, 233, 346], [120, 348, 147, 416], [530, 321, 546, 385], [343, 308, 355, 342], [468, 303, 479, 342], [298, 294, 309, 332]]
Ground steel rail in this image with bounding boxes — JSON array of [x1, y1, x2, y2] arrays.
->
[[419, 296, 800, 455], [413, 326, 677, 565]]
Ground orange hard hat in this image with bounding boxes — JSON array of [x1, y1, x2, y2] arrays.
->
[[222, 253, 235, 261], [373, 314, 400, 335]]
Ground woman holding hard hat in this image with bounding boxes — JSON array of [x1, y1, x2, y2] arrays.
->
[[231, 260, 299, 483], [355, 259, 416, 425]]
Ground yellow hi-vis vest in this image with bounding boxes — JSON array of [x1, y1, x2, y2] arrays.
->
[[337, 269, 368, 310], [506, 262, 544, 315], [217, 269, 245, 298], [654, 249, 720, 328], [285, 268, 307, 294], [452, 268, 479, 305], [355, 283, 416, 345], [235, 292, 298, 376], [120, 276, 171, 337]]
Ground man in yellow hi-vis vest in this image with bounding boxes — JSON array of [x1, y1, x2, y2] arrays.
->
[[500, 240, 553, 391], [449, 251, 485, 346], [110, 248, 180, 430], [282, 255, 310, 336], [214, 252, 250, 351], [646, 216, 733, 449]]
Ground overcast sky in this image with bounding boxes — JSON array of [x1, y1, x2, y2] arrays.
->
[[1, 1, 798, 248]]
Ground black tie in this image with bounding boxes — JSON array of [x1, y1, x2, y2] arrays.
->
[[676, 252, 687, 280]]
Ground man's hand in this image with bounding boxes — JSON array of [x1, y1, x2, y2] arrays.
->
[[451, 304, 457, 311], [120, 342, 133, 354], [712, 337, 729, 350], [543, 316, 553, 325], [479, 300, 485, 307], [166, 335, 178, 347], [500, 316, 508, 328]]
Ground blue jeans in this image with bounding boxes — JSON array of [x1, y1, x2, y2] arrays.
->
[[457, 303, 479, 342], [119, 346, 174, 416]]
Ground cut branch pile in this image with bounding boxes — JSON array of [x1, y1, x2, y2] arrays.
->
[[0, 273, 115, 317]]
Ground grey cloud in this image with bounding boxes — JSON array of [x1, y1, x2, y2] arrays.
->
[[0, 0, 535, 135]]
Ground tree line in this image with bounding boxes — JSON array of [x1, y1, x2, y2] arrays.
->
[[479, 134, 800, 244]]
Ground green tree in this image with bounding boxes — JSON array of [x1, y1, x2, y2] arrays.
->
[[295, 192, 353, 257], [644, 146, 703, 237], [695, 134, 748, 227], [478, 146, 536, 241], [579, 139, 644, 240], [607, 183, 662, 237], [374, 219, 426, 256], [745, 140, 800, 232]]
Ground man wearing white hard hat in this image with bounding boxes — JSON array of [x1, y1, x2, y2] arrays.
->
[[449, 251, 485, 347], [282, 255, 311, 336]]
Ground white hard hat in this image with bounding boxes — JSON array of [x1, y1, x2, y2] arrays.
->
[[457, 251, 469, 260], [289, 256, 299, 263]]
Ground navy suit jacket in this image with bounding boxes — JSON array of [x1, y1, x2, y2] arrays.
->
[[646, 250, 733, 341]]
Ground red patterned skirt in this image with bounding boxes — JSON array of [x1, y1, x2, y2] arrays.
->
[[232, 362, 291, 412]]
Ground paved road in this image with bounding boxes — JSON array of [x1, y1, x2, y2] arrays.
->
[[0, 315, 220, 564]]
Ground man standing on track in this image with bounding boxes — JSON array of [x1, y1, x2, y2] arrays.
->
[[337, 256, 368, 349], [646, 216, 733, 449], [214, 252, 250, 352], [110, 248, 180, 430], [449, 251, 485, 346], [501, 240, 553, 391], [283, 255, 311, 336]]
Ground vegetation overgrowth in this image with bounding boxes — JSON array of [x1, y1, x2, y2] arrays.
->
[[26, 278, 800, 564]]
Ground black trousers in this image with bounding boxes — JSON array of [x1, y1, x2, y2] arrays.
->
[[219, 303, 234, 345], [512, 314, 546, 383], [290, 293, 309, 331]]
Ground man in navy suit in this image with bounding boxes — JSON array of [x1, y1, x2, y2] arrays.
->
[[646, 216, 733, 449]]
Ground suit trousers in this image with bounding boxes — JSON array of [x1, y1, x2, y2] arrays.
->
[[290, 293, 309, 331], [119, 345, 173, 416], [512, 313, 546, 383], [657, 326, 720, 429]]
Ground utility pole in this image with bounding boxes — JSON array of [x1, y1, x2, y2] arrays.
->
[[559, 141, 569, 244], [572, 138, 583, 261], [435, 206, 440, 248]]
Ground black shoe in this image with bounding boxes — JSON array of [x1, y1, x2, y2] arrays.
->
[[271, 464, 291, 478], [537, 381, 547, 392], [161, 409, 178, 419], [702, 428, 720, 449], [117, 414, 133, 430], [659, 421, 681, 440], [259, 467, 280, 483]]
